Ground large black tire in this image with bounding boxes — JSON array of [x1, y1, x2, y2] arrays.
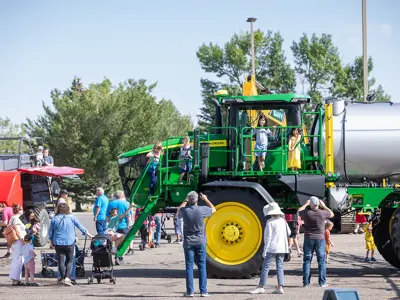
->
[[201, 188, 266, 279], [391, 207, 400, 266], [373, 208, 400, 268], [34, 207, 50, 247]]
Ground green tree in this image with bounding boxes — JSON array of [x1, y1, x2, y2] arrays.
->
[[331, 56, 391, 102], [291, 33, 342, 105], [0, 117, 26, 153], [197, 30, 295, 128], [25, 77, 192, 193]]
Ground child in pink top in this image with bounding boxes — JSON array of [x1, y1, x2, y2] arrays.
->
[[0, 204, 14, 258]]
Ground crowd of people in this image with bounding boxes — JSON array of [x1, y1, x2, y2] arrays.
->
[[0, 141, 378, 294]]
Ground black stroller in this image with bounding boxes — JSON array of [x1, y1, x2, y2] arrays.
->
[[87, 234, 116, 284], [160, 214, 172, 243], [41, 237, 88, 278]]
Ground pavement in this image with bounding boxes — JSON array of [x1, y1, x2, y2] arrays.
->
[[0, 212, 399, 300]]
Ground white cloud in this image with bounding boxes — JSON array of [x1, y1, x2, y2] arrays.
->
[[380, 24, 393, 36]]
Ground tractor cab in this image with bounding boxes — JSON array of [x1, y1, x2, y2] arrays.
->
[[208, 90, 318, 174]]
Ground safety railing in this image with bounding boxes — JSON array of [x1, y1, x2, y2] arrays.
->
[[163, 136, 194, 186], [128, 156, 161, 204], [301, 110, 323, 165], [241, 125, 299, 172], [205, 127, 239, 172]]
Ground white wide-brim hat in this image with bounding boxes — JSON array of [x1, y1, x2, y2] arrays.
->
[[263, 202, 284, 216]]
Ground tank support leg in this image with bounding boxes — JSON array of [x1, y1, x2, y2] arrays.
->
[[116, 196, 159, 258]]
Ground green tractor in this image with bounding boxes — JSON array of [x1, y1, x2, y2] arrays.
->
[[116, 88, 400, 277], [116, 18, 400, 278]]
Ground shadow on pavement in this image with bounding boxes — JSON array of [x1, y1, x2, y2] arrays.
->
[[114, 268, 185, 278]]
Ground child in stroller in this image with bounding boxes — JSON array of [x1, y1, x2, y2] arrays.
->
[[88, 234, 116, 284]]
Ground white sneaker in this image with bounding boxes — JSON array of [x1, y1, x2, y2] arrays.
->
[[183, 292, 194, 297], [200, 293, 210, 297], [250, 287, 265, 294], [64, 278, 73, 286], [320, 283, 329, 288], [272, 287, 284, 294]]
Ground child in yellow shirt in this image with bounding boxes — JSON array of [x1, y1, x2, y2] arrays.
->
[[364, 222, 376, 262]]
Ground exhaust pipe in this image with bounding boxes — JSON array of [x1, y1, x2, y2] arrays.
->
[[211, 99, 222, 134]]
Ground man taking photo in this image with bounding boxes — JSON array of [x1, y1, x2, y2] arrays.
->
[[178, 191, 216, 297], [298, 196, 334, 288]]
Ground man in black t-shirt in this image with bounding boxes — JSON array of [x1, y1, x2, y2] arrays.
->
[[298, 196, 334, 288]]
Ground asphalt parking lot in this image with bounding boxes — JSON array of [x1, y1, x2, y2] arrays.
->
[[0, 212, 399, 300]]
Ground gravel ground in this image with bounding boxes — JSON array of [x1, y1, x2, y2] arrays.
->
[[0, 212, 399, 300]]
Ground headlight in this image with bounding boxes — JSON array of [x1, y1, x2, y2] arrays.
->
[[118, 157, 130, 165]]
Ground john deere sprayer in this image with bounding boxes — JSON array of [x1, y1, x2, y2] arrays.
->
[[116, 18, 400, 277], [116, 77, 400, 277]]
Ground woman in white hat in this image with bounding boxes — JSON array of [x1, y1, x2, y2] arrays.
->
[[250, 202, 291, 295]]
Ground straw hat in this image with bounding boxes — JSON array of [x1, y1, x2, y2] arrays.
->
[[263, 202, 284, 216]]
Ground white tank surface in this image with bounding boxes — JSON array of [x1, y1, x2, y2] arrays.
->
[[313, 100, 400, 183]]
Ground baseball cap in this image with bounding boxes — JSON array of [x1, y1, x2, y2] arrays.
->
[[60, 189, 68, 195], [310, 196, 320, 206]]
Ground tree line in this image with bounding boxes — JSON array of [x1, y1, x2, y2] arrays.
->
[[196, 30, 390, 128], [1, 30, 390, 195]]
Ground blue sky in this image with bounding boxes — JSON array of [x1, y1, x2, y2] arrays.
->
[[1, 0, 399, 124]]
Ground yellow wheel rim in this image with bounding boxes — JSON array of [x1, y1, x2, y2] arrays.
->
[[205, 202, 262, 266]]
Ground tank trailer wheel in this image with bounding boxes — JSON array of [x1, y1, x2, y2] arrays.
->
[[202, 188, 266, 279], [390, 207, 400, 265], [373, 208, 400, 269]]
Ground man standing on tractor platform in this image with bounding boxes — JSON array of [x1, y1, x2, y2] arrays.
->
[[93, 187, 109, 235], [298, 196, 334, 288], [178, 191, 216, 297]]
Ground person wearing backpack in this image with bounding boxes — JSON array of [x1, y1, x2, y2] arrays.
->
[[7, 204, 26, 286]]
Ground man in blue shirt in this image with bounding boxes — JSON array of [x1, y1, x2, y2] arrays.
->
[[106, 190, 131, 234], [106, 190, 133, 263], [93, 187, 109, 235]]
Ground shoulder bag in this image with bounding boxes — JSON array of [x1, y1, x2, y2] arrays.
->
[[3, 217, 22, 245], [284, 220, 292, 262]]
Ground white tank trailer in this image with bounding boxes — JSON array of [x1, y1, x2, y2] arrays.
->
[[312, 99, 400, 211]]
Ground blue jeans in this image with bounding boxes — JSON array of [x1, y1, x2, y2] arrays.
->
[[95, 220, 107, 235], [184, 244, 207, 295], [58, 247, 76, 280], [148, 171, 157, 195], [303, 238, 326, 286], [153, 215, 162, 245], [259, 253, 285, 287]]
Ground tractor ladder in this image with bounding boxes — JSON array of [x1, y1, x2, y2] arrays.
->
[[116, 157, 161, 257]]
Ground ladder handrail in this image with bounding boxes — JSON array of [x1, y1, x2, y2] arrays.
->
[[129, 156, 160, 204]]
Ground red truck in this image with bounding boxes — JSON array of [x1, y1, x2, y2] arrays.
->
[[0, 137, 83, 247]]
